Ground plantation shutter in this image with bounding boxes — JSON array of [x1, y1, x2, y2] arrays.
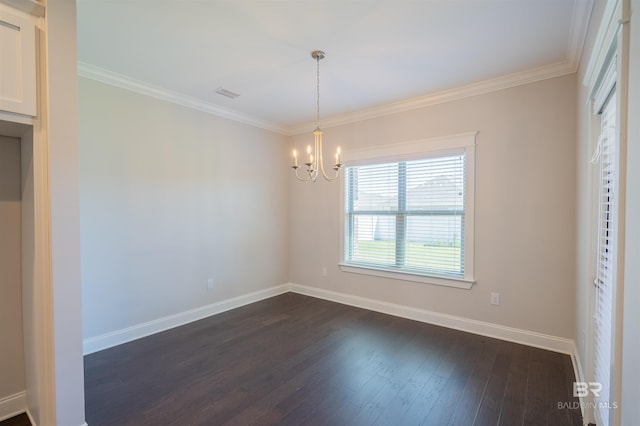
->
[[592, 87, 616, 426], [345, 152, 465, 278]]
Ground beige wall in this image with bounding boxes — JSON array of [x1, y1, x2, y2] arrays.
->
[[0, 136, 25, 401], [78, 77, 290, 339], [290, 74, 577, 338]]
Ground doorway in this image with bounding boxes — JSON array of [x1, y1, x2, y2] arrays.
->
[[0, 135, 25, 418]]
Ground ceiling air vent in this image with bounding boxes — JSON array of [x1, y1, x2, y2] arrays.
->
[[215, 87, 240, 99]]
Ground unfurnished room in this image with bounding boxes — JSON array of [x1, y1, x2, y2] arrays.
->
[[0, 0, 639, 425]]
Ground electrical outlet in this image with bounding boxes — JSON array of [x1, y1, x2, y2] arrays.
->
[[321, 267, 327, 277], [207, 278, 214, 289], [490, 292, 500, 305]]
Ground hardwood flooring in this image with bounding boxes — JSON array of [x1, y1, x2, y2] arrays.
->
[[0, 414, 30, 426], [84, 293, 582, 425]]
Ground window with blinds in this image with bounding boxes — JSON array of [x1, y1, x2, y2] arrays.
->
[[342, 135, 475, 285], [592, 87, 617, 426]]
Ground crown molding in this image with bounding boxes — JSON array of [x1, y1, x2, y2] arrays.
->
[[290, 60, 577, 135], [78, 1, 592, 137], [567, 0, 595, 67], [78, 58, 578, 137], [80, 58, 577, 138], [290, 0, 593, 135], [77, 62, 289, 135]]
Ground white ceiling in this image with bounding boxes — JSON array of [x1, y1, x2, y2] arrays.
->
[[77, 0, 593, 134]]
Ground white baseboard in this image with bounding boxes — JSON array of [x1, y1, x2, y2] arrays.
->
[[290, 283, 589, 422], [81, 280, 588, 423], [84, 281, 579, 368], [571, 340, 586, 386], [570, 341, 590, 425], [25, 409, 36, 426], [0, 391, 26, 422], [83, 284, 289, 354], [289, 283, 576, 355]]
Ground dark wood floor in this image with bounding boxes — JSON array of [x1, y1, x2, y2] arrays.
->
[[84, 293, 582, 425], [0, 414, 30, 426]]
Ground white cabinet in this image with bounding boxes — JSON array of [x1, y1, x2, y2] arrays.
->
[[0, 6, 36, 116]]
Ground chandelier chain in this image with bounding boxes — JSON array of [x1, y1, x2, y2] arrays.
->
[[316, 55, 320, 128]]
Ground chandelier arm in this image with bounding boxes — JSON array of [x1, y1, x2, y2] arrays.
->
[[293, 168, 309, 181], [315, 126, 341, 181], [293, 167, 317, 182], [319, 156, 341, 181], [315, 129, 321, 177]]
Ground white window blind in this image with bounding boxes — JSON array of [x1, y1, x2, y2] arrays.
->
[[592, 88, 616, 426], [344, 152, 466, 279]]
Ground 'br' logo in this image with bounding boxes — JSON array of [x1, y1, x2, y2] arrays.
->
[[573, 382, 602, 398]]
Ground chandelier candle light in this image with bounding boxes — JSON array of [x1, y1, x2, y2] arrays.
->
[[291, 50, 342, 181]]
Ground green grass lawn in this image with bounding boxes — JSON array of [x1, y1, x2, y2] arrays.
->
[[353, 239, 462, 273]]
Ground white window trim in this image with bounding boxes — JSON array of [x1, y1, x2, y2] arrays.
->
[[581, 0, 629, 424], [339, 131, 477, 289]]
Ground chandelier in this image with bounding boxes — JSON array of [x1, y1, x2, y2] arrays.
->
[[291, 50, 342, 182]]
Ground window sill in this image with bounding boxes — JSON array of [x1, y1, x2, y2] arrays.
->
[[338, 263, 475, 290]]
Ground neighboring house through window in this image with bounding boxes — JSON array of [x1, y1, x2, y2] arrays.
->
[[340, 133, 477, 289]]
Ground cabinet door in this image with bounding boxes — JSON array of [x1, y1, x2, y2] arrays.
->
[[0, 7, 36, 116]]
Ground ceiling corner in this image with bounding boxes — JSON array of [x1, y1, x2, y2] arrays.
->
[[567, 0, 597, 71]]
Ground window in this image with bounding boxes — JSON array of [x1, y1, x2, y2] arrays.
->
[[590, 58, 617, 426], [593, 88, 616, 426], [340, 133, 476, 289]]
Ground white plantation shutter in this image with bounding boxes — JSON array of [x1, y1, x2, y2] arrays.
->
[[592, 88, 616, 426], [345, 152, 466, 278]]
